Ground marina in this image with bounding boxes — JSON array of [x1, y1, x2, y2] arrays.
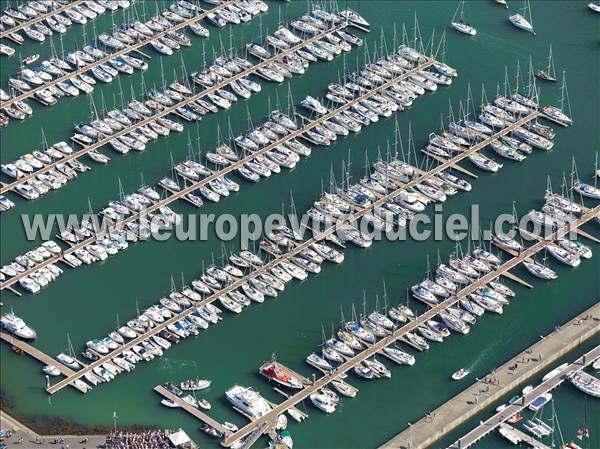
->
[[377, 305, 599, 449], [0, 1, 252, 109], [0, 41, 454, 292], [0, 15, 364, 199], [9, 170, 595, 397], [0, 0, 87, 40], [123, 198, 597, 446], [0, 77, 577, 294], [1, 2, 599, 448], [218, 211, 599, 447]]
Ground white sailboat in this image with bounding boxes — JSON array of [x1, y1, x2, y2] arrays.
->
[[451, 1, 477, 36], [509, 0, 535, 34], [542, 72, 573, 127]]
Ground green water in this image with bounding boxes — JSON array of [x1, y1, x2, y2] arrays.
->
[[1, 1, 599, 448]]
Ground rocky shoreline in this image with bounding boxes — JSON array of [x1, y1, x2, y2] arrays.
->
[[1, 391, 155, 436]]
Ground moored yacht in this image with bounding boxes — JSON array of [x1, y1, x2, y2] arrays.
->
[[226, 385, 272, 418], [259, 360, 304, 389], [1, 313, 37, 340]]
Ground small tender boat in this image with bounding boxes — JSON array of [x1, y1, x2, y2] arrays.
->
[[180, 378, 211, 391], [452, 368, 469, 380]]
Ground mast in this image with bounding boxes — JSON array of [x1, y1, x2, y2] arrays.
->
[[525, 0, 534, 30], [559, 70, 572, 120], [547, 45, 556, 79]]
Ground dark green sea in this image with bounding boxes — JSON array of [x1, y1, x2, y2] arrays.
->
[[1, 1, 599, 448]]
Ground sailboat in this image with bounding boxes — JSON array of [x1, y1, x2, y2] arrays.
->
[[494, 0, 509, 9], [542, 72, 573, 127], [573, 156, 600, 200], [536, 46, 557, 82], [450, 0, 477, 36], [509, 0, 535, 34]]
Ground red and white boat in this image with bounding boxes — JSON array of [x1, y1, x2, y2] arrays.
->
[[259, 361, 304, 389]]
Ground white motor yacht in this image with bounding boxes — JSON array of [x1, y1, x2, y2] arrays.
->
[[1, 313, 37, 340], [310, 393, 336, 413], [225, 385, 272, 418]]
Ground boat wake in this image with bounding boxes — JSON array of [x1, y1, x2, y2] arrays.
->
[[158, 358, 198, 373], [467, 331, 508, 372]]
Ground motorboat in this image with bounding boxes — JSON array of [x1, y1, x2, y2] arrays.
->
[[225, 385, 272, 418], [259, 361, 304, 389], [1, 313, 37, 340], [310, 393, 336, 413], [340, 8, 370, 27], [546, 244, 581, 267], [528, 393, 552, 412]]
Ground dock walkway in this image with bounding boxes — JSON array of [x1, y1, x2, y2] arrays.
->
[[0, 52, 439, 293], [221, 212, 599, 447], [0, 19, 353, 198], [0, 0, 86, 40], [502, 424, 552, 449], [0, 331, 86, 393], [376, 304, 600, 449], [153, 385, 229, 436], [0, 1, 236, 108]]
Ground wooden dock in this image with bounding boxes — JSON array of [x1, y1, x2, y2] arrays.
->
[[0, 50, 444, 294], [0, 332, 87, 393], [0, 1, 238, 108], [500, 270, 533, 289], [0, 0, 86, 40], [0, 19, 357, 199], [273, 388, 309, 421], [501, 424, 552, 449], [376, 304, 600, 449], [153, 385, 230, 436], [221, 210, 599, 447]]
